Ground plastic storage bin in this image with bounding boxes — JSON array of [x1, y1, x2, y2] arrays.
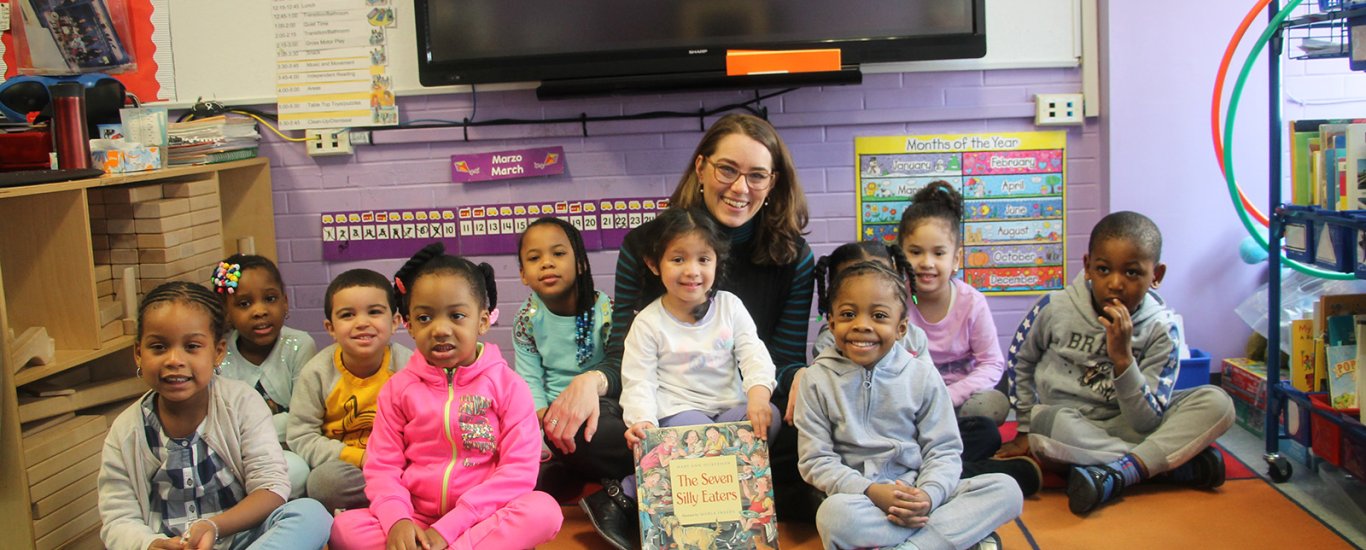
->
[[1175, 348, 1211, 390], [1341, 416, 1366, 480], [1282, 205, 1315, 263], [1283, 386, 1314, 448], [1309, 393, 1346, 467], [1313, 212, 1356, 272]]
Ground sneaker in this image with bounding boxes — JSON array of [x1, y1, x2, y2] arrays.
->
[[1066, 464, 1125, 515], [972, 531, 1003, 550], [579, 479, 638, 550], [1163, 446, 1226, 489], [963, 456, 1043, 497]]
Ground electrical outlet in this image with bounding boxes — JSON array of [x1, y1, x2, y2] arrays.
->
[[306, 128, 353, 156], [1034, 93, 1085, 126]]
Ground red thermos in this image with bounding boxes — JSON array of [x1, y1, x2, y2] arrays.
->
[[50, 82, 91, 169]]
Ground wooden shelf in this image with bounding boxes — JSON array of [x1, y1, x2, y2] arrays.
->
[[13, 336, 134, 387], [17, 376, 144, 424], [0, 158, 267, 200]]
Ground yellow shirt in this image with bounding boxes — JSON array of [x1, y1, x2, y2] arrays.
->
[[323, 347, 393, 467]]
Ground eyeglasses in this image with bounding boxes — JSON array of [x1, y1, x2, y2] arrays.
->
[[704, 158, 777, 191]]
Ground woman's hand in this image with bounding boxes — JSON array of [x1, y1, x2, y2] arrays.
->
[[543, 372, 605, 454], [625, 421, 656, 448], [784, 368, 805, 423]]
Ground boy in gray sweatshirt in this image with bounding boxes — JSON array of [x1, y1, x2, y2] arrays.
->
[[797, 261, 1021, 550], [999, 211, 1234, 515]]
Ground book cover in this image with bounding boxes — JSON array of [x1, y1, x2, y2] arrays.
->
[[1291, 126, 1321, 206], [1346, 123, 1366, 210], [634, 421, 778, 550], [1291, 318, 1317, 392]]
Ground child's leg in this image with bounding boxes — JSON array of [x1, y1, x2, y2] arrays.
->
[[906, 473, 1023, 550], [715, 402, 782, 441], [956, 416, 1002, 462], [232, 498, 331, 550], [1027, 404, 1134, 465], [958, 389, 1010, 426], [814, 493, 916, 550], [443, 491, 563, 550], [306, 459, 367, 513], [284, 451, 309, 499], [329, 508, 392, 550], [1124, 386, 1235, 475]]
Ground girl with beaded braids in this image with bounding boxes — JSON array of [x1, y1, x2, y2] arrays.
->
[[212, 254, 316, 498], [99, 282, 332, 550], [513, 218, 613, 495], [811, 240, 928, 360], [330, 243, 562, 550]]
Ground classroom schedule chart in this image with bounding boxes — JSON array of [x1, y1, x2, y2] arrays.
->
[[855, 132, 1067, 295]]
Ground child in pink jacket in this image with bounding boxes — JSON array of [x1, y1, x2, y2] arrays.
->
[[331, 243, 562, 550]]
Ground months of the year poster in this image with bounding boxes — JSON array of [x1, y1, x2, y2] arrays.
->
[[855, 132, 1066, 294]]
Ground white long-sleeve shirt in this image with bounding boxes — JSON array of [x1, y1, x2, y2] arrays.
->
[[620, 291, 776, 426]]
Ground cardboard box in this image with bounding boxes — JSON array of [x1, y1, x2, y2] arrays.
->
[[1222, 358, 1282, 408]]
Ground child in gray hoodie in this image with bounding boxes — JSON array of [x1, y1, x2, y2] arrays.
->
[[797, 261, 1021, 550], [999, 211, 1234, 515]]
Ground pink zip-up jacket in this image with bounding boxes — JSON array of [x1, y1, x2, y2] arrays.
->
[[363, 343, 540, 543]]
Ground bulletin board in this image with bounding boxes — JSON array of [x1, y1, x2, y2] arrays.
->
[[854, 132, 1067, 295], [1, 0, 1085, 107]]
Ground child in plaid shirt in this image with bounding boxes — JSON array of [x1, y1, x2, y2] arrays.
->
[[99, 282, 331, 550]]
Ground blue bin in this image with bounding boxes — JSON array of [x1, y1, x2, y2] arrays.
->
[[1175, 348, 1211, 390]]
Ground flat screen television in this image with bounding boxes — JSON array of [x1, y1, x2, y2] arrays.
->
[[414, 0, 986, 97]]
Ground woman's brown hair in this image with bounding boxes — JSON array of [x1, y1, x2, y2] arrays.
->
[[668, 113, 808, 265]]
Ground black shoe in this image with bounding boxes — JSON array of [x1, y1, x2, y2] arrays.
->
[[1162, 446, 1226, 489], [1067, 465, 1125, 515], [963, 456, 1043, 497], [536, 460, 586, 503], [579, 479, 637, 550]]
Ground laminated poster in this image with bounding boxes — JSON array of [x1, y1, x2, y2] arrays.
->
[[855, 132, 1068, 294]]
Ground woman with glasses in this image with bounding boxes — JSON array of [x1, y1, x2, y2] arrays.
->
[[553, 113, 816, 549]]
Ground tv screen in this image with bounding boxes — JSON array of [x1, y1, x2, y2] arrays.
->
[[415, 0, 985, 90]]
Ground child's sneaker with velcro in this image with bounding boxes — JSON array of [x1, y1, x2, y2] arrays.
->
[[1067, 464, 1125, 515]]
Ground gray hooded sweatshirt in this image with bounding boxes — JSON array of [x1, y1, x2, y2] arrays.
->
[[1010, 272, 1181, 435], [796, 343, 962, 512]]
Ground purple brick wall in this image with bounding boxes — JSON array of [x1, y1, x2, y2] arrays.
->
[[254, 68, 1094, 357]]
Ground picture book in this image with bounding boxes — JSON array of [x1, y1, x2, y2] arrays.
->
[[1290, 125, 1320, 206], [1291, 318, 1317, 392], [633, 421, 778, 550], [1346, 123, 1366, 211]]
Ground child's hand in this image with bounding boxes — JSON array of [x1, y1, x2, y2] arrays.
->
[[747, 402, 773, 441], [148, 538, 183, 550], [181, 519, 217, 550], [1098, 298, 1135, 375], [386, 519, 429, 550], [423, 527, 449, 550], [864, 483, 902, 514], [625, 421, 656, 448], [746, 387, 774, 440], [995, 435, 1031, 458], [886, 481, 931, 528]]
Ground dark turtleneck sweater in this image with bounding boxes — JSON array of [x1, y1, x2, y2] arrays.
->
[[593, 208, 815, 402]]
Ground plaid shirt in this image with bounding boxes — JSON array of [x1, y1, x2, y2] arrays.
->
[[141, 393, 244, 538]]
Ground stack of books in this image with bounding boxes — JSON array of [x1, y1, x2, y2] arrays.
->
[[167, 115, 260, 166]]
